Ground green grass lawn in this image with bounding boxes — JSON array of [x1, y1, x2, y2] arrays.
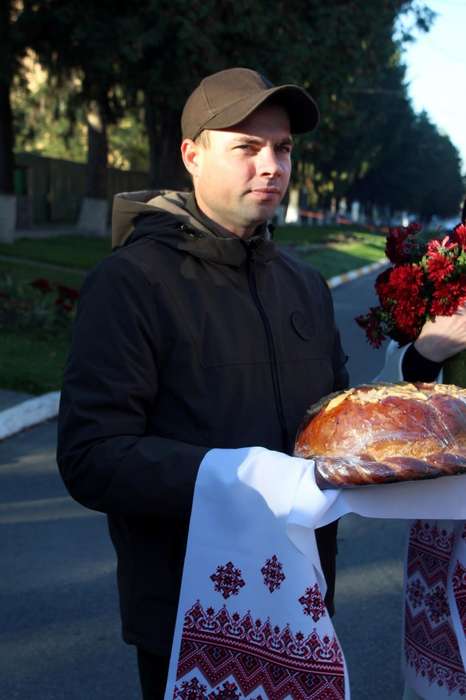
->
[[274, 223, 379, 245], [301, 233, 386, 278], [1, 330, 71, 395], [0, 225, 387, 395], [0, 261, 84, 395], [0, 226, 382, 269], [0, 260, 85, 289], [0, 234, 112, 269]]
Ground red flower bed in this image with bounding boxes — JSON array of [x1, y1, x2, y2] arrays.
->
[[0, 274, 80, 333]]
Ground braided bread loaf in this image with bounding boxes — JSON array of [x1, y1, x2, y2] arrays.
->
[[294, 382, 466, 489]]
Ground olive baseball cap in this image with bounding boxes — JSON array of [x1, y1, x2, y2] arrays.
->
[[181, 67, 319, 140]]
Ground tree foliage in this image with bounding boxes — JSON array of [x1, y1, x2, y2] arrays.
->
[[351, 108, 464, 221], [114, 0, 438, 189], [2, 0, 464, 219], [0, 0, 27, 193]]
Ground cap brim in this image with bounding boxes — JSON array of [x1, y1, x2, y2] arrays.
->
[[199, 85, 319, 136]]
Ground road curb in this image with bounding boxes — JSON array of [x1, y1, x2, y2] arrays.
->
[[327, 257, 387, 289], [0, 391, 60, 442], [0, 257, 388, 441]]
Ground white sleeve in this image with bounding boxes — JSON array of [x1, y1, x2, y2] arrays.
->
[[373, 340, 443, 383], [373, 340, 409, 382]]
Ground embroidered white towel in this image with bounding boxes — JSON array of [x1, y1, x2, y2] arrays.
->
[[164, 446, 466, 700], [402, 519, 466, 700], [376, 340, 465, 700]]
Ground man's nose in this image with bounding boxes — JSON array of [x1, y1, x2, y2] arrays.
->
[[257, 147, 282, 176]]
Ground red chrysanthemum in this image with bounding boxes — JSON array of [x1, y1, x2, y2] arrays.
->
[[385, 227, 410, 264], [426, 251, 455, 284], [387, 264, 424, 296], [451, 223, 466, 248], [385, 223, 425, 264], [355, 307, 386, 348], [375, 265, 426, 329], [430, 277, 466, 316], [392, 297, 427, 340], [356, 220, 465, 347], [375, 268, 394, 308], [427, 235, 457, 256]]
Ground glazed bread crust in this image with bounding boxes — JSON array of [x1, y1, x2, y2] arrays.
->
[[294, 382, 466, 488]]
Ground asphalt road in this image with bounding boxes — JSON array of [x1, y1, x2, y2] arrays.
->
[[0, 268, 409, 700]]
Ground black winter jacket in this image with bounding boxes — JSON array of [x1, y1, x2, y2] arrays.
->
[[57, 191, 349, 655]]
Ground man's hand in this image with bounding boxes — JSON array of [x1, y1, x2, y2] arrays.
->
[[414, 302, 466, 363]]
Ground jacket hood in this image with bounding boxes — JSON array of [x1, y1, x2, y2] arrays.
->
[[112, 190, 216, 249]]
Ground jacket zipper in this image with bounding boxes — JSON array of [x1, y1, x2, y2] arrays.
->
[[245, 242, 291, 452]]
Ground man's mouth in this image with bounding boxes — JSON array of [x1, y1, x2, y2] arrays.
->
[[251, 187, 281, 195]]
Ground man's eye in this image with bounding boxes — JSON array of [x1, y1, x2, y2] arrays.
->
[[278, 144, 292, 154]]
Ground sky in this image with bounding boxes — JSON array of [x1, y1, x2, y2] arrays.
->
[[401, 0, 466, 172]]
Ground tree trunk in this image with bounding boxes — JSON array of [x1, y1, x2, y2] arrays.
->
[[0, 1, 16, 240], [144, 92, 188, 190], [0, 87, 15, 195], [0, 0, 15, 195], [85, 101, 108, 199], [77, 101, 109, 236]]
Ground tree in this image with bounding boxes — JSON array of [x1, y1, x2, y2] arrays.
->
[[7, 0, 438, 218], [115, 0, 433, 191], [289, 1, 435, 206], [12, 52, 87, 162], [18, 0, 132, 232], [0, 0, 16, 196], [350, 109, 464, 222], [0, 0, 35, 241]]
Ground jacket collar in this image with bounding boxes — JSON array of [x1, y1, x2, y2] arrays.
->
[[113, 190, 278, 267]]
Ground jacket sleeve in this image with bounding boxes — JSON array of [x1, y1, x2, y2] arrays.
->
[[332, 328, 349, 391], [56, 255, 209, 519]]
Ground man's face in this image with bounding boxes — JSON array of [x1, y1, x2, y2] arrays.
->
[[183, 103, 293, 238]]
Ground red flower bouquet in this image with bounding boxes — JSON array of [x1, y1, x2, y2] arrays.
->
[[356, 221, 466, 349]]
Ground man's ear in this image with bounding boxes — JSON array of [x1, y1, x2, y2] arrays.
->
[[181, 139, 201, 178]]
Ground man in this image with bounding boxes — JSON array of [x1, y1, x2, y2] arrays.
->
[[57, 67, 348, 698]]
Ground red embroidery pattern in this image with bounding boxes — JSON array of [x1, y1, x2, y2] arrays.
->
[[174, 676, 207, 698], [424, 585, 449, 624], [175, 601, 345, 699], [408, 520, 454, 561], [407, 579, 425, 610], [452, 560, 466, 632], [209, 680, 241, 698], [210, 562, 245, 599], [299, 584, 326, 623], [261, 555, 286, 593], [405, 520, 466, 695], [174, 677, 263, 699]]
